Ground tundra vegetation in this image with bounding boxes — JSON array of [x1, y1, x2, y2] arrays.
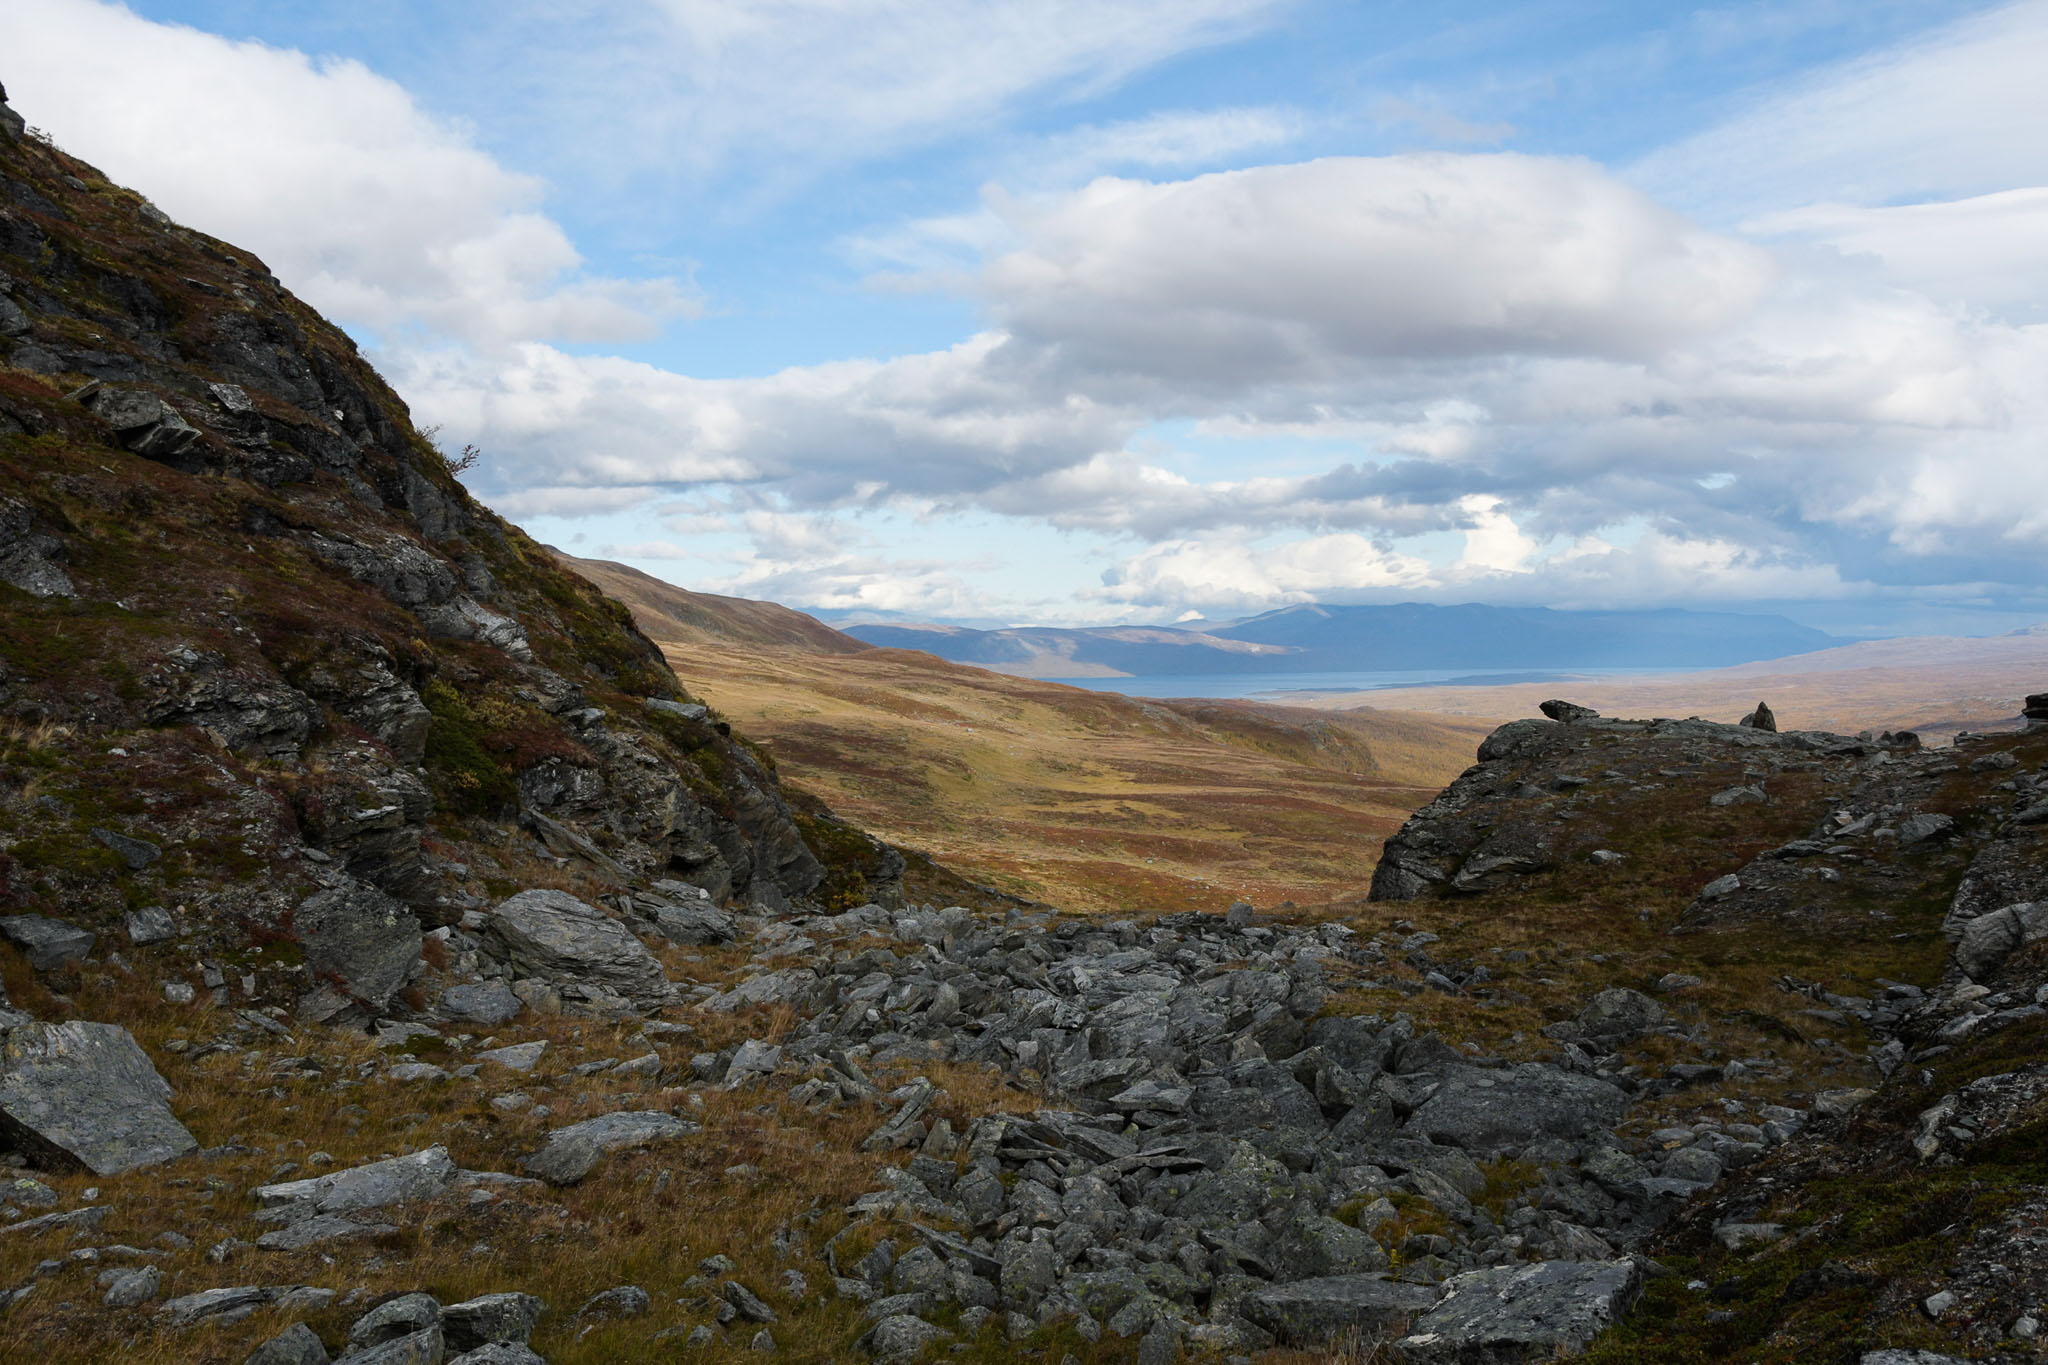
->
[[0, 94, 2043, 1365]]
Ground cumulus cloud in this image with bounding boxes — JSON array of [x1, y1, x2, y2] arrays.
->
[[0, 0, 695, 349], [980, 156, 1775, 385], [409, 132, 2048, 619]]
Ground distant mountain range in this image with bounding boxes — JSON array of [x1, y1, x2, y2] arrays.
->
[[844, 603, 1839, 678]]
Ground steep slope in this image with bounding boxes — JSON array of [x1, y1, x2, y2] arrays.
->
[[626, 636, 1489, 911], [558, 554, 871, 657]]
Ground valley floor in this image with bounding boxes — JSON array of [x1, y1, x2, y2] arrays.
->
[[655, 639, 1486, 915]]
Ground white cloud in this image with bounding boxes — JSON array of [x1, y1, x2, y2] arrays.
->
[[1636, 0, 2048, 219], [392, 333, 1138, 503], [1025, 107, 1308, 183], [1101, 534, 1432, 610], [0, 0, 695, 350], [606, 0, 1291, 182], [981, 155, 1774, 386], [413, 141, 2048, 613], [1750, 189, 2048, 316]]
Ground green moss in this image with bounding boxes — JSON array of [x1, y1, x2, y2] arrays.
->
[[420, 678, 518, 817], [6, 829, 126, 881], [794, 807, 885, 912]]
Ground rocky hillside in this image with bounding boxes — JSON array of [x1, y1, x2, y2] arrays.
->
[[1, 87, 2044, 1365], [1370, 699, 2048, 1362]]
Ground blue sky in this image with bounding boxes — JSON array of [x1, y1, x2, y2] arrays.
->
[[4, 1, 2045, 636]]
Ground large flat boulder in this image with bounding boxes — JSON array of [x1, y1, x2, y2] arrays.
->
[[1241, 1274, 1438, 1346], [1404, 1064, 1628, 1151], [482, 890, 670, 1005], [1397, 1258, 1642, 1363], [0, 1021, 196, 1174]]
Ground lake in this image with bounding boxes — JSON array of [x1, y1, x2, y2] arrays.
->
[[1042, 665, 1681, 701]]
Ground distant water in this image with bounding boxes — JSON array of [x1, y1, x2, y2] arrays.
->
[[1043, 665, 1680, 701]]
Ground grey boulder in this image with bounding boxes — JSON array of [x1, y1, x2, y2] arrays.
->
[[125, 905, 179, 945], [0, 1020, 197, 1174], [1241, 1274, 1438, 1346], [482, 890, 671, 1005], [342, 1326, 444, 1365], [438, 981, 522, 1026], [521, 1110, 695, 1185], [1574, 988, 1664, 1046], [442, 1292, 546, 1350], [1397, 1258, 1643, 1363], [447, 1347, 543, 1365], [1405, 1064, 1627, 1151], [160, 1285, 285, 1327], [861, 1313, 952, 1361], [244, 1322, 330, 1365], [291, 883, 423, 1013], [0, 914, 94, 970], [255, 1145, 458, 1216], [1955, 901, 2048, 980], [349, 1292, 442, 1350], [85, 387, 200, 460]]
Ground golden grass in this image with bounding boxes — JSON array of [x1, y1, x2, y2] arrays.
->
[[648, 639, 1486, 915], [0, 945, 1103, 1364]]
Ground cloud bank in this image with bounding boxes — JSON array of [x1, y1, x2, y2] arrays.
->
[[6, 0, 2045, 626]]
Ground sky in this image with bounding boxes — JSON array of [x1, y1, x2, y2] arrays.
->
[[4, 1, 2046, 637]]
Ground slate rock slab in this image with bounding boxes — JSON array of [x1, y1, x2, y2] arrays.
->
[[244, 1321, 330, 1365], [254, 1213, 394, 1251], [483, 890, 670, 1005], [1397, 1258, 1643, 1363], [125, 905, 178, 945], [439, 981, 521, 1025], [447, 1346, 543, 1365], [0, 914, 94, 970], [343, 1325, 443, 1365], [158, 1284, 287, 1327], [256, 1145, 458, 1215], [521, 1110, 697, 1185], [0, 1021, 196, 1174], [476, 1041, 547, 1073], [443, 1291, 546, 1350], [1241, 1274, 1438, 1346], [634, 898, 736, 946], [292, 883, 423, 1012], [1404, 1064, 1627, 1151]]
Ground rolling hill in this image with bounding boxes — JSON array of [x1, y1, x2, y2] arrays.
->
[[568, 567, 1492, 910]]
